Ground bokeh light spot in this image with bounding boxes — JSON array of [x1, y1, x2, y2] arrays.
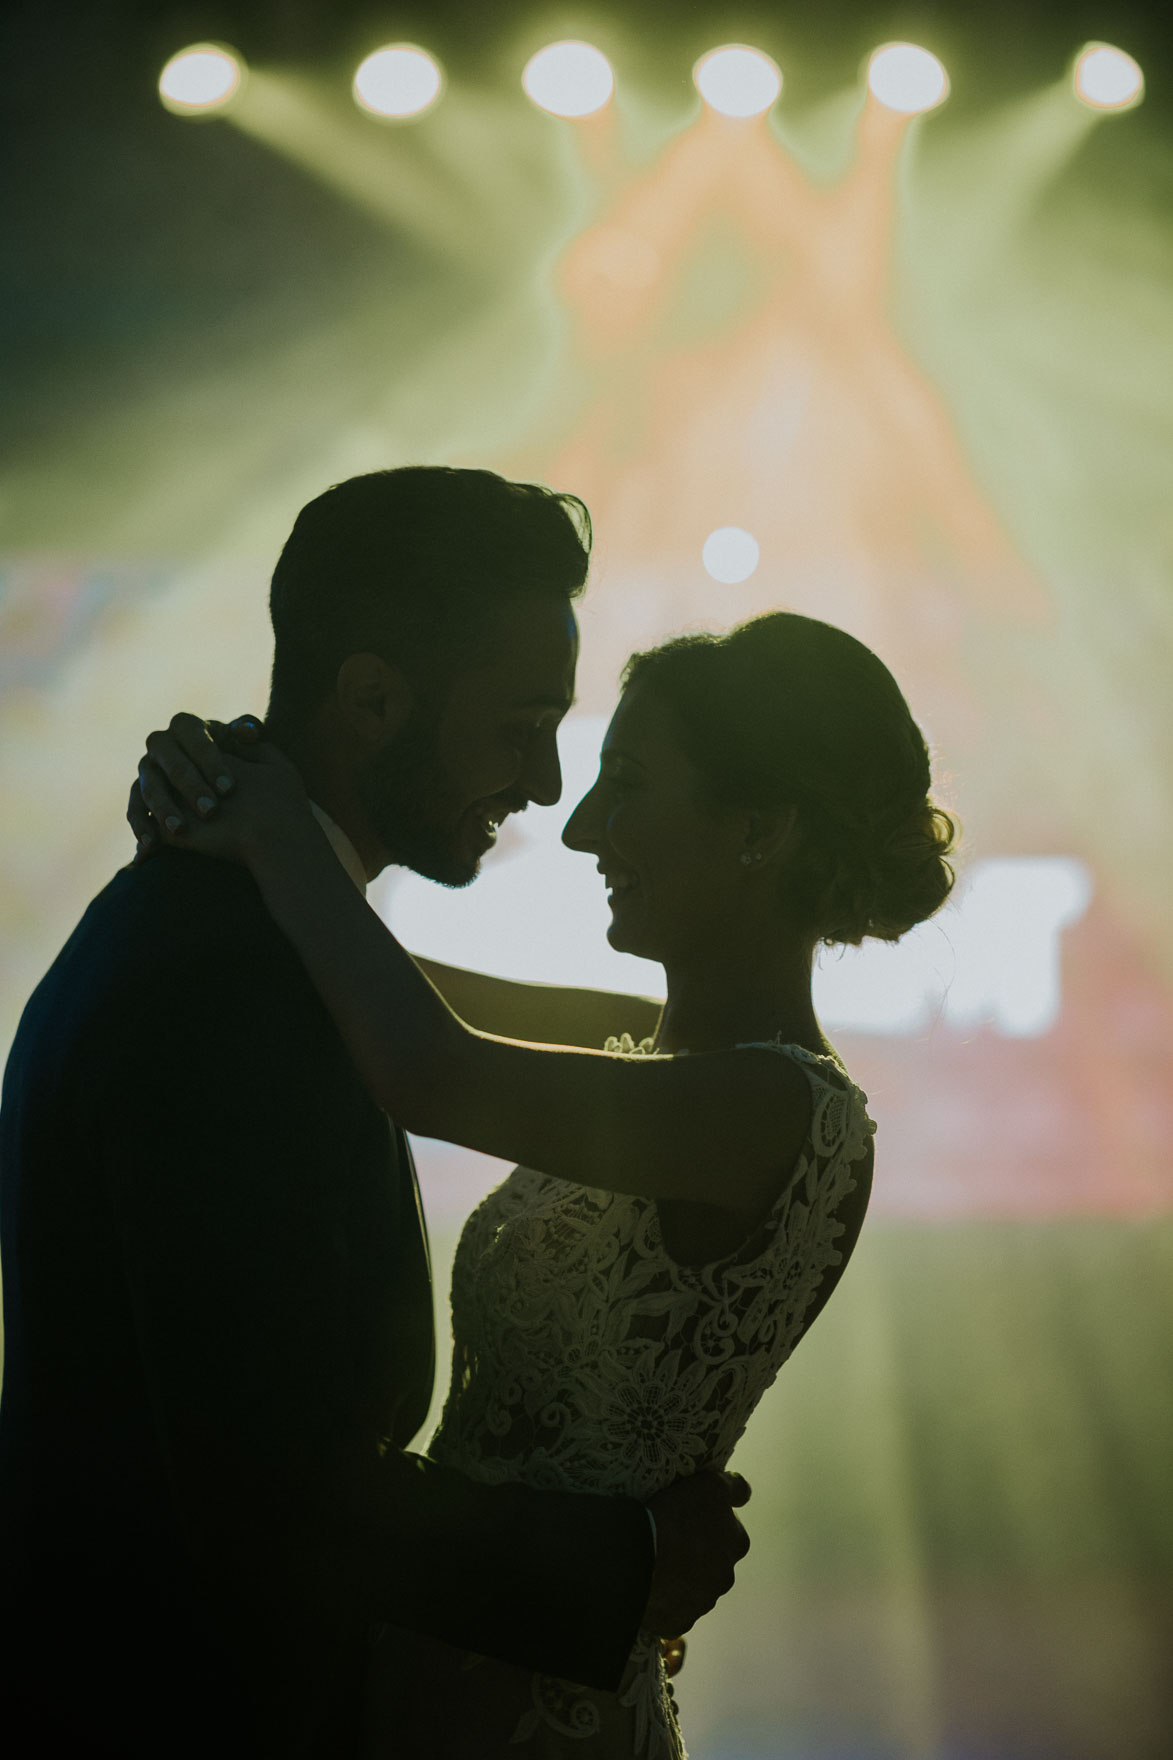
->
[[867, 42, 950, 114], [702, 527, 760, 583], [693, 45, 782, 119], [158, 44, 244, 116], [522, 42, 614, 118], [1074, 43, 1144, 111], [353, 45, 444, 119]]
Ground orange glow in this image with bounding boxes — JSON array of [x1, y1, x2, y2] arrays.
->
[[527, 92, 1048, 727]]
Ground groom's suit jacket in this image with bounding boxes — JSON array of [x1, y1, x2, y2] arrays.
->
[[0, 847, 653, 1758]]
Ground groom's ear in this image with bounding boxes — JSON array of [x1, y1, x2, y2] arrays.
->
[[334, 653, 415, 747]]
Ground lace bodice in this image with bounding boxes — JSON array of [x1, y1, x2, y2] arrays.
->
[[428, 1037, 875, 1757]]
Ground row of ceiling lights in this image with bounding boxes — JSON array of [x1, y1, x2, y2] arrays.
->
[[159, 38, 1145, 123]]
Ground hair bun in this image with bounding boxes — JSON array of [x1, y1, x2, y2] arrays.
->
[[790, 796, 957, 946], [856, 799, 958, 944]]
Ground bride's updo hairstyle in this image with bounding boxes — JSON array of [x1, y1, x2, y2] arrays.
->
[[622, 611, 958, 946]]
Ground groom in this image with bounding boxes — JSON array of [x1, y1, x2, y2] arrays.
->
[[0, 468, 749, 1758]]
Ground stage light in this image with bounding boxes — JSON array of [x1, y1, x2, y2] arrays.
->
[[353, 45, 443, 119], [702, 527, 760, 583], [522, 42, 614, 118], [158, 44, 245, 116], [867, 43, 950, 114], [693, 45, 782, 119], [1074, 43, 1144, 111]]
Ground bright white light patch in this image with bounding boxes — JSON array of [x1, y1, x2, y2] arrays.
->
[[702, 527, 760, 583], [1074, 43, 1144, 111], [522, 42, 614, 118], [378, 723, 1093, 1047], [816, 857, 1093, 1037], [353, 45, 443, 119], [158, 44, 244, 116], [693, 45, 782, 118], [867, 43, 950, 114], [938, 857, 1093, 1037]]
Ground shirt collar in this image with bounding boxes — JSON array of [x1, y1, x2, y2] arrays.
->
[[309, 802, 368, 896]]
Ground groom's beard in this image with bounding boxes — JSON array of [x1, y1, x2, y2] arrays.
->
[[359, 697, 483, 888]]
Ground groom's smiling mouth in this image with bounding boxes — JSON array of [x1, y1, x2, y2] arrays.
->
[[466, 799, 515, 853]]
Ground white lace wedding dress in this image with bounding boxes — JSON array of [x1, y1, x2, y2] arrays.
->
[[427, 1036, 876, 1758]]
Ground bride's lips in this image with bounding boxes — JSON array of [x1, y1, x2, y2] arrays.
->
[[600, 864, 640, 905]]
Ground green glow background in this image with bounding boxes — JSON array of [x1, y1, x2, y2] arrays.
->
[[2, 5, 1172, 1754]]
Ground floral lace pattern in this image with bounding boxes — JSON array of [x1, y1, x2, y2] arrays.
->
[[429, 1038, 875, 1758]]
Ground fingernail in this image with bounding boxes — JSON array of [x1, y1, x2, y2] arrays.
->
[[197, 796, 216, 817], [139, 827, 155, 846], [216, 775, 233, 794], [165, 815, 184, 834]]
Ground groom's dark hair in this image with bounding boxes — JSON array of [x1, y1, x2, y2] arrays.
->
[[266, 466, 591, 736]]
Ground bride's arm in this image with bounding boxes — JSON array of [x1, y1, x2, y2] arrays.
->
[[133, 724, 810, 1216], [244, 819, 809, 1214], [409, 958, 663, 1050]]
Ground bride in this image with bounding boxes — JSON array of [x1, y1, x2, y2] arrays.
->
[[129, 609, 955, 1758]]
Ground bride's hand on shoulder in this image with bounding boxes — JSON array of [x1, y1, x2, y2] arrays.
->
[[128, 711, 312, 866]]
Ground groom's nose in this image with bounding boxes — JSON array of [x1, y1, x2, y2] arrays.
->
[[520, 723, 563, 808]]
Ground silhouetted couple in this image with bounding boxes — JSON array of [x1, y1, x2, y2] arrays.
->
[[0, 467, 955, 1757]]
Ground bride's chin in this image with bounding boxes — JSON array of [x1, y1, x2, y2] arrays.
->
[[606, 920, 648, 959]]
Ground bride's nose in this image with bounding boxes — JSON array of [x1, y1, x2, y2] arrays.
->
[[561, 779, 603, 852]]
